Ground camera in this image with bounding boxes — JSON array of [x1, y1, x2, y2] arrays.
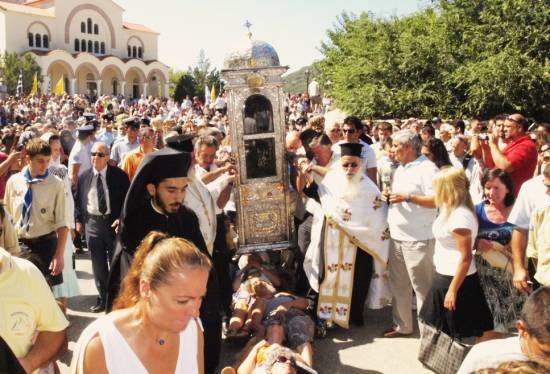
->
[[478, 133, 488, 141]]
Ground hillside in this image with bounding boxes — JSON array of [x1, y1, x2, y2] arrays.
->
[[282, 65, 317, 94]]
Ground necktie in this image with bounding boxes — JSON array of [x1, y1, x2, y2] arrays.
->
[[97, 174, 107, 214]]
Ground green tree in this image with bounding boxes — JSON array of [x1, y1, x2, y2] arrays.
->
[[173, 73, 198, 103], [0, 52, 42, 95], [315, 1, 550, 120], [189, 50, 221, 101]]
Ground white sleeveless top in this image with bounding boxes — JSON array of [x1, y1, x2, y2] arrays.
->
[[74, 314, 200, 374]]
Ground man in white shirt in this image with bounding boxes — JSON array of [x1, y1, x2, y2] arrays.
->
[[331, 116, 377, 182], [68, 124, 94, 186], [510, 162, 550, 294], [109, 117, 140, 167], [382, 129, 439, 337], [458, 287, 550, 373]]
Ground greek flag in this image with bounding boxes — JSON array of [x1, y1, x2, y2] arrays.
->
[[16, 71, 23, 97]]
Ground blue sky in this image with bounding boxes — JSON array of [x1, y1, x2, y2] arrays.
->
[[117, 0, 427, 73]]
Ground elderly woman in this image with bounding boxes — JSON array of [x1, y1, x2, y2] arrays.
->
[[72, 231, 211, 374]]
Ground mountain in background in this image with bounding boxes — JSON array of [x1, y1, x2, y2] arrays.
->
[[282, 65, 317, 94]]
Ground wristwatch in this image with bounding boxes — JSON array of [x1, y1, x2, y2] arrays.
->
[[405, 193, 412, 203]]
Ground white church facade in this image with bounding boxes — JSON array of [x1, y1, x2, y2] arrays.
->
[[0, 0, 169, 97]]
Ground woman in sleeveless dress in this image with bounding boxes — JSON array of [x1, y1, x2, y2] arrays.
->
[[71, 231, 211, 374], [474, 169, 526, 341]]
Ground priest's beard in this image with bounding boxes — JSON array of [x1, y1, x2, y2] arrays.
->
[[337, 169, 362, 200], [154, 191, 182, 215]]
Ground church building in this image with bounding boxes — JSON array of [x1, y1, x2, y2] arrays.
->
[[0, 0, 169, 97]]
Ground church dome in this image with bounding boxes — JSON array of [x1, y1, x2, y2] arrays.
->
[[223, 39, 280, 70]]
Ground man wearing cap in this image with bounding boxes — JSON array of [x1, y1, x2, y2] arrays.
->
[[298, 143, 390, 328], [68, 124, 94, 186], [96, 113, 115, 147], [109, 117, 140, 167], [106, 148, 222, 374], [75, 142, 129, 312]]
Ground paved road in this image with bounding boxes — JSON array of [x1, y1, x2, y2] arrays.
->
[[58, 251, 430, 374]]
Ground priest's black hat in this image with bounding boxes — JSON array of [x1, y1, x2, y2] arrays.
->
[[340, 142, 362, 158], [165, 134, 194, 153]]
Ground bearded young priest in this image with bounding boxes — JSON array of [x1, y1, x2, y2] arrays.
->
[[298, 142, 390, 327]]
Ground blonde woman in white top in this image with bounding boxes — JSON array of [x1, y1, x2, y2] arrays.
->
[[419, 167, 493, 340]]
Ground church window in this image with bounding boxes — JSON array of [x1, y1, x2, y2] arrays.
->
[[42, 35, 49, 49], [101, 42, 106, 55], [81, 39, 86, 52], [88, 40, 93, 52], [138, 47, 143, 59], [94, 24, 99, 35], [75, 39, 80, 52], [87, 18, 92, 34], [132, 46, 137, 58], [81, 22, 86, 33], [35, 34, 42, 48], [94, 41, 99, 54], [127, 46, 131, 57], [28, 33, 34, 47]]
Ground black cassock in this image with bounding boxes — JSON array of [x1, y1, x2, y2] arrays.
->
[[106, 201, 222, 374]]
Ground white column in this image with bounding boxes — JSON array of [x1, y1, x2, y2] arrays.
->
[[143, 82, 148, 97], [164, 83, 169, 98], [96, 79, 102, 96], [71, 78, 77, 95], [120, 80, 126, 98]]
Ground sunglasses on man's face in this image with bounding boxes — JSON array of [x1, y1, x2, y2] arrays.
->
[[342, 129, 356, 134], [91, 152, 107, 157]]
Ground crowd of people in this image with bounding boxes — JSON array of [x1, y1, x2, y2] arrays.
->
[[0, 89, 549, 374]]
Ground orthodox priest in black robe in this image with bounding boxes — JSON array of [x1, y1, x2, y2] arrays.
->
[[106, 147, 222, 374]]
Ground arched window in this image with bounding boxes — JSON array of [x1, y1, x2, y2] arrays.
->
[[81, 22, 86, 33], [94, 24, 99, 35], [94, 41, 99, 54], [243, 95, 275, 134], [28, 33, 34, 47], [138, 47, 143, 59], [132, 46, 137, 58], [87, 18, 92, 34], [88, 40, 93, 52], [100, 42, 105, 55], [35, 33, 42, 48], [42, 35, 49, 49], [81, 39, 86, 52], [74, 39, 80, 52], [127, 46, 131, 57]]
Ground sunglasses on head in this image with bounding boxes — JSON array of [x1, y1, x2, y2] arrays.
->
[[91, 152, 107, 157], [274, 356, 296, 368]]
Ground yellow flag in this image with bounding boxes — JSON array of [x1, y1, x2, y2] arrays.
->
[[29, 73, 38, 96], [53, 76, 65, 95], [211, 83, 217, 102]]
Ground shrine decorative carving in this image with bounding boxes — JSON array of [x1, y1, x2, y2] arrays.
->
[[222, 32, 291, 253]]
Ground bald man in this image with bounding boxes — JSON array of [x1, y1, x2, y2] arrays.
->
[[75, 142, 130, 312]]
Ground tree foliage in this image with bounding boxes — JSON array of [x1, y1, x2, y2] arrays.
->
[[315, 0, 550, 120], [0, 52, 42, 95], [170, 50, 222, 103]]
